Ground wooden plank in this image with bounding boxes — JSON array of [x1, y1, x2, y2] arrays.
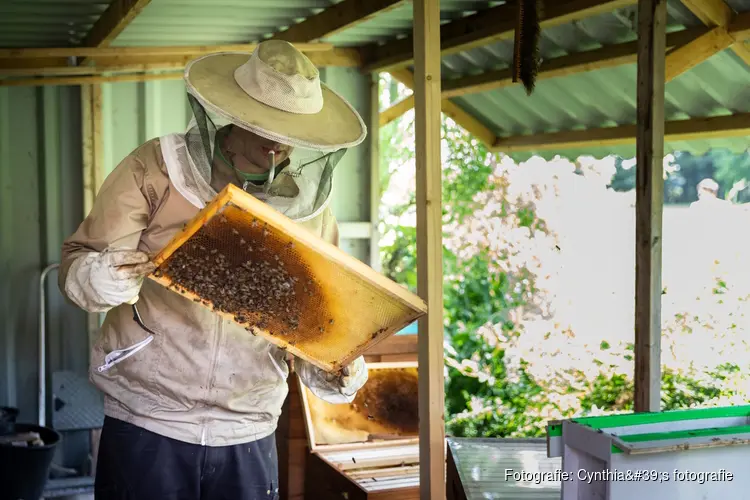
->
[[81, 85, 94, 217], [92, 83, 105, 206], [376, 27, 702, 125], [0, 43, 334, 59], [365, 333, 418, 356], [369, 73, 382, 272], [664, 26, 734, 81], [491, 112, 750, 152], [440, 100, 497, 147], [82, 0, 153, 48], [730, 41, 750, 65], [338, 222, 372, 239], [305, 453, 368, 500], [380, 95, 415, 126], [0, 72, 184, 87], [387, 69, 497, 147], [729, 11, 750, 39], [272, 0, 407, 43], [0, 49, 360, 80], [413, 0, 445, 498], [150, 184, 427, 373], [634, 0, 666, 414], [679, 0, 750, 65], [441, 27, 703, 98], [363, 0, 639, 73], [380, 353, 418, 362], [681, 0, 732, 27]]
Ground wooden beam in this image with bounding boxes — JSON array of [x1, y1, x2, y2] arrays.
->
[[492, 112, 750, 152], [442, 27, 702, 98], [0, 43, 334, 59], [0, 60, 184, 77], [272, 0, 407, 43], [680, 0, 750, 65], [664, 26, 734, 81], [380, 95, 415, 126], [0, 48, 360, 81], [681, 0, 732, 25], [388, 69, 497, 146], [730, 41, 750, 65], [0, 72, 182, 88], [382, 27, 702, 124], [440, 100, 497, 147], [729, 11, 750, 39], [369, 73, 382, 272], [634, 0, 666, 414], [82, 85, 95, 217], [82, 0, 153, 48], [363, 0, 639, 73], [413, 0, 445, 498]]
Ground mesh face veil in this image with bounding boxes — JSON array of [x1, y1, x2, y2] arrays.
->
[[167, 92, 347, 222]]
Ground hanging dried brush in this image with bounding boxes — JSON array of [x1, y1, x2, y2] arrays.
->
[[512, 0, 543, 95]]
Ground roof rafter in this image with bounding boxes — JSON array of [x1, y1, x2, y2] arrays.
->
[[271, 0, 407, 43], [665, 25, 734, 81], [380, 27, 705, 125], [362, 0, 639, 73], [679, 0, 750, 66], [491, 112, 750, 153], [387, 69, 498, 147], [82, 0, 152, 49]]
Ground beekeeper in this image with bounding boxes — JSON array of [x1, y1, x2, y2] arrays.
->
[[59, 40, 368, 500]]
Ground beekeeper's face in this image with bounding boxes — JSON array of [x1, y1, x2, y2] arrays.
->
[[231, 126, 294, 171]]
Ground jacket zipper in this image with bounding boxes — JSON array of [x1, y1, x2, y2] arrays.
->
[[201, 316, 224, 446]]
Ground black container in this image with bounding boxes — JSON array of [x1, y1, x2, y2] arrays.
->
[[0, 423, 61, 500], [0, 406, 19, 435]]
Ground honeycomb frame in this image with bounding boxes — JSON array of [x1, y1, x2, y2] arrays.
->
[[149, 184, 427, 373]]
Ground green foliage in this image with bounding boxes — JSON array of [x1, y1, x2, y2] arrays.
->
[[609, 150, 750, 204], [377, 86, 750, 438]]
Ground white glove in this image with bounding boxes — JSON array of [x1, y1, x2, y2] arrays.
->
[[65, 248, 156, 313], [296, 356, 368, 404]]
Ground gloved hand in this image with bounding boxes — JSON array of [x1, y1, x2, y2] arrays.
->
[[64, 248, 156, 313], [296, 356, 368, 404]]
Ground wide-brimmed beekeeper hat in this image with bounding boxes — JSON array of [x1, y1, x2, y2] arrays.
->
[[184, 40, 366, 150]]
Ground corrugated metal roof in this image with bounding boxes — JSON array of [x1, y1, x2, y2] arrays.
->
[[0, 0, 106, 47], [439, 1, 750, 160], [1, 0, 748, 157], [112, 0, 496, 47]]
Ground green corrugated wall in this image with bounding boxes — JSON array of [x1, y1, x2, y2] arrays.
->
[[0, 66, 374, 424], [0, 84, 89, 467]]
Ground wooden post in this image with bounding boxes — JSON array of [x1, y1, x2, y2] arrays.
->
[[634, 0, 666, 413], [370, 73, 382, 272], [413, 0, 445, 498]]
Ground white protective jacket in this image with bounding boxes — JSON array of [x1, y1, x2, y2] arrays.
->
[[59, 135, 366, 446]]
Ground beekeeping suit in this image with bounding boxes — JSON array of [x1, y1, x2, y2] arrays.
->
[[59, 41, 368, 500]]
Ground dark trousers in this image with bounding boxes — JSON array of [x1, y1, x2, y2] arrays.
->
[[95, 417, 279, 500]]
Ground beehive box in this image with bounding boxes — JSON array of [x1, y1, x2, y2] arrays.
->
[[299, 361, 421, 500], [547, 405, 750, 499], [150, 184, 427, 373]]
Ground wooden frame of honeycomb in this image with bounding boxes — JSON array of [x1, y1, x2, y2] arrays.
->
[[149, 184, 427, 373]]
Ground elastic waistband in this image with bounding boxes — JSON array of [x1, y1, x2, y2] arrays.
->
[[103, 397, 278, 447]]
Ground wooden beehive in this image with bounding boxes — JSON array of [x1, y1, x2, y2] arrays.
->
[[299, 361, 421, 500], [149, 184, 427, 373]]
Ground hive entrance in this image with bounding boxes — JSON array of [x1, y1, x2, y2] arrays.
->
[[149, 185, 427, 373]]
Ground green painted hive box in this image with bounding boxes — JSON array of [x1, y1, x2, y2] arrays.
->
[[546, 405, 750, 499]]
